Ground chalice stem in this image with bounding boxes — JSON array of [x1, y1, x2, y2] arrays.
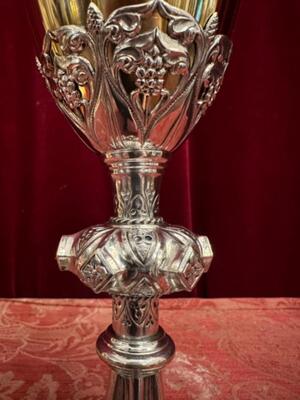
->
[[97, 296, 175, 400]]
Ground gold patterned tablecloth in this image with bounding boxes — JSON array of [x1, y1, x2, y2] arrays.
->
[[0, 298, 299, 399]]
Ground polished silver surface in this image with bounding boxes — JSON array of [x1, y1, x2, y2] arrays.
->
[[37, 1, 232, 153], [107, 371, 164, 400], [29, 1, 234, 398], [97, 296, 174, 400], [56, 221, 212, 295]]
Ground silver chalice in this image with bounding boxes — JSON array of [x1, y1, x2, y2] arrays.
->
[[27, 0, 238, 398]]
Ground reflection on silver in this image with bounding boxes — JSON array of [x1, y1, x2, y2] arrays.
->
[[35, 1, 232, 399], [37, 1, 231, 153], [57, 221, 212, 295]]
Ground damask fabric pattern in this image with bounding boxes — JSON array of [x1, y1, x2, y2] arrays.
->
[[0, 298, 299, 400]]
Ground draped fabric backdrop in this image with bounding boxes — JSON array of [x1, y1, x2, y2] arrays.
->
[[1, 0, 299, 298]]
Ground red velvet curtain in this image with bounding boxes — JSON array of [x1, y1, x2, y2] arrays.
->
[[1, 1, 300, 298]]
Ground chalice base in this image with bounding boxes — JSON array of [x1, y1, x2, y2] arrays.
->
[[107, 371, 163, 400], [97, 324, 175, 400]]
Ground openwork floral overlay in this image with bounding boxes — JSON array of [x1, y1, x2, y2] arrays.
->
[[38, 0, 232, 153]]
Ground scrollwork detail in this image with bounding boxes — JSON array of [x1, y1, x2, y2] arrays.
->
[[81, 254, 110, 289], [37, 5, 103, 150], [113, 296, 159, 329], [183, 260, 204, 290], [38, 1, 232, 153], [197, 35, 231, 119], [113, 175, 161, 225]]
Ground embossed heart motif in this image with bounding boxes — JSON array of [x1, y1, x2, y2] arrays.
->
[[126, 229, 158, 265]]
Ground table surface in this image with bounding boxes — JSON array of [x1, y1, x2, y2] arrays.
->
[[0, 298, 299, 400]]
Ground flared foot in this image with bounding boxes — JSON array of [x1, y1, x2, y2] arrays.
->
[[97, 320, 175, 400], [107, 371, 163, 400]]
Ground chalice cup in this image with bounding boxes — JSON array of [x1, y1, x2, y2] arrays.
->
[[27, 0, 238, 398]]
